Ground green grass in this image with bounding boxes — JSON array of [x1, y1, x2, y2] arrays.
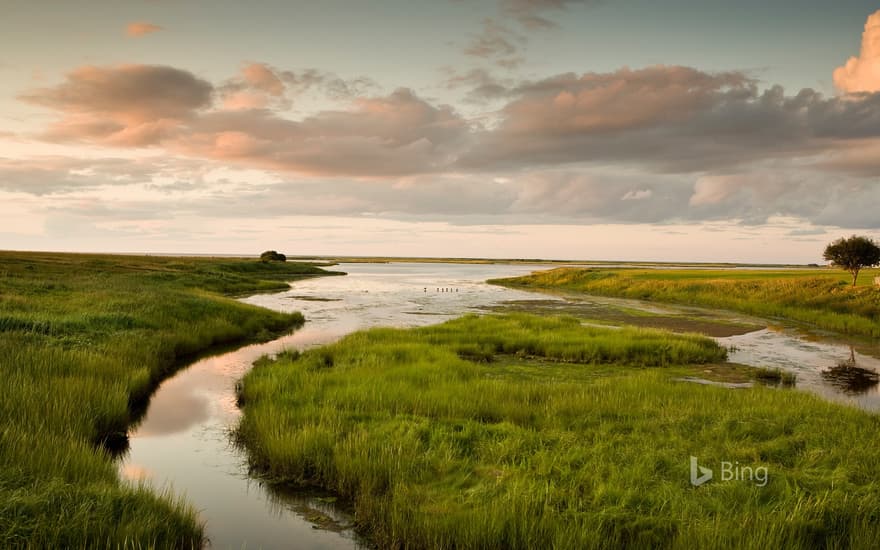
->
[[490, 267, 880, 337], [238, 313, 880, 549], [752, 367, 798, 387], [0, 251, 339, 547]]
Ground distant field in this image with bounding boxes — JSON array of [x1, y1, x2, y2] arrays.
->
[[491, 267, 880, 337], [0, 251, 339, 547], [238, 314, 880, 549]]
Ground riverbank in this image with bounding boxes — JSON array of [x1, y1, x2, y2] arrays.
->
[[0, 251, 340, 547], [237, 313, 880, 548], [489, 267, 880, 338]]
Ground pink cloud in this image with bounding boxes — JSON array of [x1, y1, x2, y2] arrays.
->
[[177, 88, 469, 176], [217, 63, 287, 111], [126, 22, 163, 37], [499, 66, 751, 136], [459, 66, 880, 174], [19, 61, 880, 184], [19, 64, 213, 145], [221, 91, 270, 111], [833, 10, 880, 93], [241, 63, 285, 96]]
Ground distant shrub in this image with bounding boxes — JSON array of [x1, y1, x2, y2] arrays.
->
[[259, 250, 287, 262]]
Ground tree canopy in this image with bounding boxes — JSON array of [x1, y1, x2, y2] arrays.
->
[[259, 250, 287, 262], [823, 235, 880, 287]]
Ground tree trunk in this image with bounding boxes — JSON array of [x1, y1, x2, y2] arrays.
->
[[852, 269, 860, 287]]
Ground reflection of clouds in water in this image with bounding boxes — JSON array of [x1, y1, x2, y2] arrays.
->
[[133, 371, 213, 437], [121, 463, 152, 481]]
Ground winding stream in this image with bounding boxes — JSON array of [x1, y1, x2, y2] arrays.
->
[[119, 263, 548, 549], [118, 262, 880, 548]]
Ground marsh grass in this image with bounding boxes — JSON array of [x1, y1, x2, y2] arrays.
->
[[0, 251, 337, 547], [490, 267, 880, 337], [752, 367, 798, 387], [238, 313, 880, 549]]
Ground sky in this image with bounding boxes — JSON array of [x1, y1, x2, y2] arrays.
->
[[2, 0, 880, 262]]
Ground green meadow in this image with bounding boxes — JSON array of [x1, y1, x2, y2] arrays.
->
[[490, 267, 880, 337], [237, 313, 880, 549], [0, 251, 337, 548]]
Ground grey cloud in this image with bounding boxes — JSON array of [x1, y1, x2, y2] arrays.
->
[[219, 63, 378, 110], [0, 157, 164, 195], [463, 19, 526, 68], [500, 0, 600, 29], [7, 154, 880, 230], [16, 61, 880, 230], [442, 68, 516, 103], [457, 0, 600, 69], [178, 88, 471, 176], [0, 155, 218, 196], [461, 67, 880, 174]]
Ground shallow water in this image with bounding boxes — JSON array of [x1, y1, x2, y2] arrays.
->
[[119, 263, 547, 549], [119, 262, 880, 548], [720, 328, 880, 410]]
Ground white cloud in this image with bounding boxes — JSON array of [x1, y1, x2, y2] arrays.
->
[[834, 10, 880, 93]]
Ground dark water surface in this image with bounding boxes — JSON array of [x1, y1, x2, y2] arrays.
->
[[119, 262, 880, 549]]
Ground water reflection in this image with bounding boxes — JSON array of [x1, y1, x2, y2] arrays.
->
[[821, 347, 880, 396], [721, 331, 880, 410]]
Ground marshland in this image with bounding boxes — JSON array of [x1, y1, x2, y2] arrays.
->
[[10, 2, 880, 548], [3, 251, 880, 548]]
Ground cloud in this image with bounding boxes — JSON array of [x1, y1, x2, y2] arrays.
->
[[460, 66, 880, 173], [126, 22, 163, 37], [220, 63, 288, 111], [17, 60, 880, 227], [280, 69, 377, 99], [242, 63, 285, 96], [218, 63, 377, 110], [463, 19, 525, 69], [6, 150, 880, 234], [177, 88, 470, 176], [833, 10, 880, 93], [500, 0, 598, 30], [0, 156, 169, 195], [19, 64, 213, 146], [457, 0, 597, 69], [20, 63, 457, 176], [442, 67, 517, 105]]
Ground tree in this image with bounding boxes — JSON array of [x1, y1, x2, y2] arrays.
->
[[823, 235, 880, 287], [259, 250, 287, 262]]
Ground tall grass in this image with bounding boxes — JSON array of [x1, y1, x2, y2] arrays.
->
[[490, 267, 880, 337], [0, 251, 337, 547], [238, 314, 880, 548]]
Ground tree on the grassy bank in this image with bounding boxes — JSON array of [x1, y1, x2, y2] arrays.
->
[[260, 250, 287, 262], [823, 236, 880, 287]]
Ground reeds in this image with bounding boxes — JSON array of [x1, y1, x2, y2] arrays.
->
[[237, 313, 880, 549], [0, 251, 330, 547], [491, 267, 880, 337]]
